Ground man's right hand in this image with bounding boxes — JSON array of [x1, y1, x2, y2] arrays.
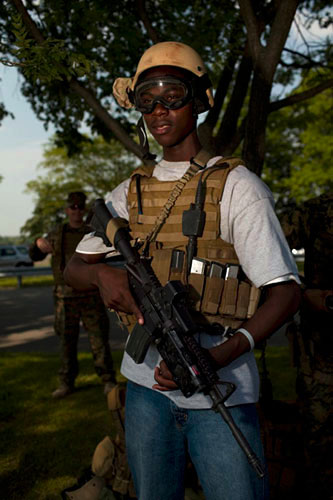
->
[[64, 252, 144, 325], [95, 265, 144, 325]]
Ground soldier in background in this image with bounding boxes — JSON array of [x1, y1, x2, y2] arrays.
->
[[29, 191, 116, 398], [280, 192, 333, 499]]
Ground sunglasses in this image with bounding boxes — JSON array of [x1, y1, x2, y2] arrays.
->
[[69, 204, 85, 210]]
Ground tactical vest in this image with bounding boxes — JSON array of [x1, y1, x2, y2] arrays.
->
[[50, 223, 96, 297], [122, 158, 261, 330]]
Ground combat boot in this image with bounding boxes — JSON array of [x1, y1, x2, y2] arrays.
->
[[52, 383, 74, 399]]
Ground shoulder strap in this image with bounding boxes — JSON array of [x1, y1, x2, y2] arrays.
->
[[130, 163, 155, 178], [205, 156, 244, 201], [214, 156, 245, 169], [189, 156, 244, 213], [184, 156, 244, 273]]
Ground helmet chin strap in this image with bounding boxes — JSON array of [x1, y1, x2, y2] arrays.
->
[[137, 116, 157, 165]]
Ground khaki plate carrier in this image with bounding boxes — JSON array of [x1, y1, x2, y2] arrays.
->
[[120, 157, 261, 331]]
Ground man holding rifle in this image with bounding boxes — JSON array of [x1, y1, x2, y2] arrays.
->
[[64, 42, 301, 500]]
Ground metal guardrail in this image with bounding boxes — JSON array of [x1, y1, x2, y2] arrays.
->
[[0, 266, 53, 288], [0, 258, 125, 288]]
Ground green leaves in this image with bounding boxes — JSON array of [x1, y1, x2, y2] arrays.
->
[[11, 12, 95, 83], [283, 87, 333, 202], [1, 0, 331, 208], [264, 74, 333, 206], [21, 135, 138, 239]]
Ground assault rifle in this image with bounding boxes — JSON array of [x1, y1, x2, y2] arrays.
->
[[92, 198, 265, 478]]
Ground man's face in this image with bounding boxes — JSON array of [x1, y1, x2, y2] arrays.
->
[[65, 204, 85, 227], [139, 66, 197, 150]]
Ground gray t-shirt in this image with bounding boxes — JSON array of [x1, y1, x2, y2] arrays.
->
[[77, 157, 299, 408]]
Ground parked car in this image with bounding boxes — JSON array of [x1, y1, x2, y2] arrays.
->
[[0, 245, 33, 267]]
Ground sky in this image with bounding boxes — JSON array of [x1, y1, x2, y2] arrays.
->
[[0, 11, 331, 238], [0, 66, 55, 237]]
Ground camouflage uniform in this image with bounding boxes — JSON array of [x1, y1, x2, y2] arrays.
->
[[280, 192, 333, 499], [30, 223, 116, 388]]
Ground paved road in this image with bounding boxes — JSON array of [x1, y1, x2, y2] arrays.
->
[[0, 286, 288, 352], [0, 286, 128, 352]]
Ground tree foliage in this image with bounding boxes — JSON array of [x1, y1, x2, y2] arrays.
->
[[8, 10, 94, 83], [284, 86, 333, 201], [21, 136, 138, 239], [0, 0, 331, 176], [263, 71, 333, 208]]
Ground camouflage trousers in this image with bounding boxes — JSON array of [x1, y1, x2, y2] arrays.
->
[[54, 292, 116, 386], [297, 370, 333, 499], [287, 317, 333, 499]]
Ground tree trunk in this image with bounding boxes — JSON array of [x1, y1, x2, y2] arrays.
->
[[242, 71, 271, 176], [216, 49, 253, 155], [198, 52, 238, 153], [238, 0, 300, 176]]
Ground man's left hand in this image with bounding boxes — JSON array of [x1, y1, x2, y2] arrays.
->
[[153, 360, 178, 391]]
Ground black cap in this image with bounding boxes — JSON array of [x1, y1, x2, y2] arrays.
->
[[66, 191, 86, 208]]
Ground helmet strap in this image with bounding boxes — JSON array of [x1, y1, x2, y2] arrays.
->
[[191, 73, 212, 114], [137, 116, 157, 166]]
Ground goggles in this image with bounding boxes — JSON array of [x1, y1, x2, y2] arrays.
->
[[68, 204, 85, 210], [129, 77, 193, 114]]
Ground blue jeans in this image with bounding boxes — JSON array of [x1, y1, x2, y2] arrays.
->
[[125, 381, 269, 500]]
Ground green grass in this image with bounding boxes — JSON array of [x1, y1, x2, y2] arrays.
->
[[296, 260, 304, 276], [0, 275, 54, 288], [255, 346, 297, 401], [0, 351, 125, 500], [0, 348, 296, 499]]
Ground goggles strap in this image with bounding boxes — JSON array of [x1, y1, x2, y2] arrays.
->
[[137, 116, 157, 165]]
